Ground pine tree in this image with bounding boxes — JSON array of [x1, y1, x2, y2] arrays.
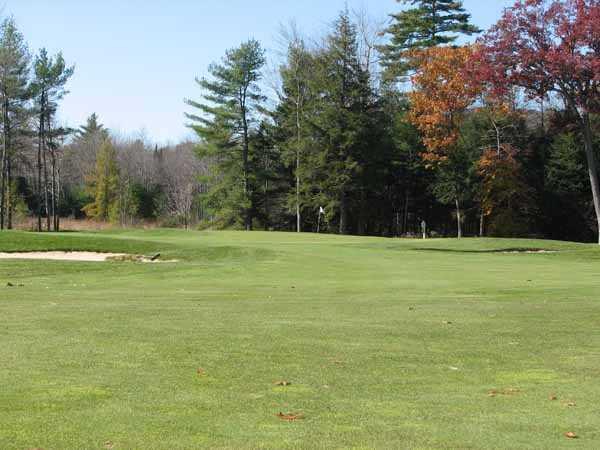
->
[[186, 39, 266, 230], [380, 0, 479, 81], [278, 34, 313, 232], [31, 48, 74, 231], [0, 18, 31, 231], [82, 140, 120, 221], [250, 120, 288, 230], [305, 10, 374, 234], [78, 113, 108, 141]]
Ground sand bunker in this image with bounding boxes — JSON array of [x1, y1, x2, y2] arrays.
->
[[0, 251, 130, 262], [0, 252, 177, 263]]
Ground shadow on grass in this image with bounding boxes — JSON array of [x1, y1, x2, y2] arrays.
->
[[412, 247, 557, 254]]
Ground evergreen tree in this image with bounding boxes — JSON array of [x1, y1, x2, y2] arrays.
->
[[0, 18, 31, 230], [31, 48, 74, 231], [543, 131, 595, 241], [77, 113, 108, 141], [304, 10, 375, 234], [250, 120, 289, 230], [82, 140, 120, 221], [380, 0, 479, 81], [430, 142, 478, 238], [186, 39, 266, 230], [277, 34, 313, 232]]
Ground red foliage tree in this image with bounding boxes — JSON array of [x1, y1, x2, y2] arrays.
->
[[475, 0, 600, 243]]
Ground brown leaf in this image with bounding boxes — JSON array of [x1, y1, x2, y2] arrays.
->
[[104, 441, 115, 449], [197, 368, 205, 376], [276, 412, 304, 421], [274, 380, 292, 386], [563, 401, 576, 407], [564, 432, 578, 439], [488, 388, 520, 397], [549, 395, 558, 401]]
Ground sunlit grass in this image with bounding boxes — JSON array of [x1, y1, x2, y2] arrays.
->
[[1, 230, 599, 449]]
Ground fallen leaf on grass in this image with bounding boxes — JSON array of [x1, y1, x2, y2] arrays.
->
[[563, 400, 576, 407], [274, 380, 292, 386], [549, 394, 558, 401], [104, 441, 115, 449], [197, 368, 206, 376], [276, 412, 304, 421], [488, 388, 520, 397], [564, 432, 578, 439], [443, 321, 453, 325]]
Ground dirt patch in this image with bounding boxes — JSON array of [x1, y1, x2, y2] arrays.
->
[[0, 252, 176, 263]]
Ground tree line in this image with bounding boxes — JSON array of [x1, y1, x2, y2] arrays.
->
[[0, 0, 598, 243], [0, 16, 207, 231], [0, 17, 73, 232], [187, 0, 600, 243]]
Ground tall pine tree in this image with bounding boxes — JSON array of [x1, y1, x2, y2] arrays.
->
[[380, 0, 479, 81], [31, 48, 74, 231], [0, 18, 31, 230], [186, 39, 266, 230], [277, 33, 314, 232], [305, 10, 375, 234]]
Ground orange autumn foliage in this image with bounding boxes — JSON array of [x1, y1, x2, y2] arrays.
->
[[408, 46, 479, 164]]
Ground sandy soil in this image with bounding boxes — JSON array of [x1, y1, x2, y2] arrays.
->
[[0, 251, 129, 262]]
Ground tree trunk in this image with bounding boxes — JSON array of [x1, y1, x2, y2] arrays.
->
[[51, 152, 57, 232], [56, 163, 61, 232], [582, 113, 600, 244], [43, 143, 50, 232], [295, 93, 302, 233], [241, 105, 251, 231], [4, 98, 12, 230], [455, 198, 462, 239], [6, 157, 12, 229], [339, 191, 347, 235], [0, 138, 5, 231], [402, 189, 409, 235], [479, 209, 485, 237], [0, 99, 8, 231], [37, 102, 45, 233], [264, 178, 269, 230]]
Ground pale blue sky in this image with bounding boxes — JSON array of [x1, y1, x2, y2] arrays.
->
[[3, 0, 513, 144]]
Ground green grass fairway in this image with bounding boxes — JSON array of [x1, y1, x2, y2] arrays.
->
[[1, 230, 600, 449]]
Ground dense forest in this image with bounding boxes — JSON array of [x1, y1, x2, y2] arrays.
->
[[0, 0, 598, 242]]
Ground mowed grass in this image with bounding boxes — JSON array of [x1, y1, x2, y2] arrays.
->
[[1, 230, 600, 449]]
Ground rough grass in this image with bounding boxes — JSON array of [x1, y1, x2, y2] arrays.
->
[[1, 230, 599, 449]]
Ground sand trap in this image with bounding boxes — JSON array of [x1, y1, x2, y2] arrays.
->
[[0, 251, 178, 263], [0, 251, 129, 262]]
